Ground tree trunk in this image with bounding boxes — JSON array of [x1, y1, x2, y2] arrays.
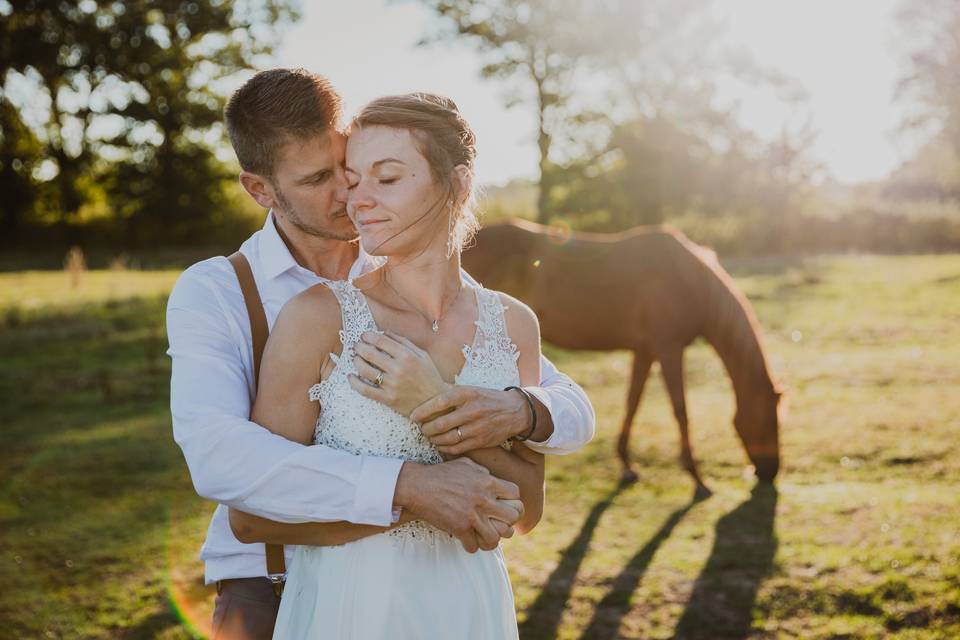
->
[[533, 68, 552, 225]]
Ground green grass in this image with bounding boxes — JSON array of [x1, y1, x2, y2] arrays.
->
[[1, 256, 959, 639]]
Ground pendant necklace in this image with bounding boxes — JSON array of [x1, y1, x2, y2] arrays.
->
[[429, 283, 464, 332], [385, 274, 464, 333]]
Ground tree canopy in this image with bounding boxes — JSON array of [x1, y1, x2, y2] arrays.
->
[[0, 0, 296, 247]]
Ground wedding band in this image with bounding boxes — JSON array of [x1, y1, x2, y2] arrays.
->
[[456, 427, 463, 443], [374, 370, 384, 387]]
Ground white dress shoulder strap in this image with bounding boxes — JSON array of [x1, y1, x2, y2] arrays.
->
[[474, 287, 520, 363], [325, 279, 377, 351], [307, 280, 376, 403]]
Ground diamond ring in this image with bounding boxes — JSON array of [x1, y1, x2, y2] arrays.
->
[[374, 370, 384, 387]]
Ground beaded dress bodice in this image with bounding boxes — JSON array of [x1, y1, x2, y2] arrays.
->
[[306, 279, 520, 540]]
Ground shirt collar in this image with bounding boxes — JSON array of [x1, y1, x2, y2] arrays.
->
[[258, 210, 383, 282], [257, 211, 301, 281], [350, 247, 387, 280]]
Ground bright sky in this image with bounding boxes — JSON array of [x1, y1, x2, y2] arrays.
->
[[275, 0, 915, 186]]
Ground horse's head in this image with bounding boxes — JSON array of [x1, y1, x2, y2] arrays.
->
[[734, 383, 782, 482], [461, 219, 541, 297]]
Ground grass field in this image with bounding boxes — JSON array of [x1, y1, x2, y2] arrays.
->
[[1, 255, 959, 639]]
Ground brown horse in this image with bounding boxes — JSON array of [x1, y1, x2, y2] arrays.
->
[[462, 219, 781, 494]]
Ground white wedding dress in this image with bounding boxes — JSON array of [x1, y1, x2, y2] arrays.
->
[[272, 279, 522, 639]]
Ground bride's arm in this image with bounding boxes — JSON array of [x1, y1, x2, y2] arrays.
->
[[227, 285, 401, 547], [463, 294, 545, 535]]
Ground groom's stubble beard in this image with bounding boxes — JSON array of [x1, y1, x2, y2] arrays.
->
[[273, 184, 359, 242]]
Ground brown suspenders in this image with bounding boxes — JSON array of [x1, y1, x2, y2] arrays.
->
[[227, 252, 287, 589]]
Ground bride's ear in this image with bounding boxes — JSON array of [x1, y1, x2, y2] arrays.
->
[[451, 165, 472, 208]]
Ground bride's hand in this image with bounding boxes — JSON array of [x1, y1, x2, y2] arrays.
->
[[349, 330, 452, 416]]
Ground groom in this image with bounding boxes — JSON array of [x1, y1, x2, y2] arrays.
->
[[167, 68, 595, 639]]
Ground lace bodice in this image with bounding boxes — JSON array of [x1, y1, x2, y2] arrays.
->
[[306, 279, 521, 540]]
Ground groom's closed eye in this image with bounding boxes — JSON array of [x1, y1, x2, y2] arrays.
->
[[297, 169, 333, 185]]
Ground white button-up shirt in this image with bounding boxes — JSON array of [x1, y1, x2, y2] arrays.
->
[[167, 214, 596, 584]]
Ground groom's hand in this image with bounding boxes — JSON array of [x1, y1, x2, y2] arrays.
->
[[411, 387, 537, 455], [393, 458, 523, 553]]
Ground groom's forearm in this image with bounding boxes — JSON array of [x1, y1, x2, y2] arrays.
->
[[168, 271, 404, 526], [511, 387, 554, 444], [175, 414, 403, 525]]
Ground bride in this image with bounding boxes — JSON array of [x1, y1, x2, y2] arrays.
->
[[232, 93, 545, 638]]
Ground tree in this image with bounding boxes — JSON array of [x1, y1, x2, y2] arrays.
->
[[896, 0, 960, 153], [566, 3, 812, 230], [892, 0, 960, 202], [0, 0, 296, 246], [419, 0, 592, 223], [0, 97, 45, 241], [419, 0, 798, 227]]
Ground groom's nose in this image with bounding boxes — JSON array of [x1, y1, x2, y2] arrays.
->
[[333, 171, 349, 204]]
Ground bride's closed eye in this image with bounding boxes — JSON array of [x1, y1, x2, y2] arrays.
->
[[344, 174, 398, 189]]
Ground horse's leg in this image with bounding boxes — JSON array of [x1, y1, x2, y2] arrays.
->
[[617, 350, 654, 484], [658, 347, 712, 498]]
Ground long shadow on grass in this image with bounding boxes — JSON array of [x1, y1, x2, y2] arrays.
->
[[672, 483, 778, 640], [576, 500, 698, 640], [518, 481, 629, 639]]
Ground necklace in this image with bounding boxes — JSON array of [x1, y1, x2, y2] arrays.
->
[[384, 273, 464, 333]]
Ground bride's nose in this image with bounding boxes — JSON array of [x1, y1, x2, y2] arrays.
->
[[347, 180, 376, 215]]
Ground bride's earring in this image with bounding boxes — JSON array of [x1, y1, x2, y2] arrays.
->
[[445, 200, 455, 259]]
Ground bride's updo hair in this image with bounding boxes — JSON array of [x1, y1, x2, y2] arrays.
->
[[351, 93, 480, 254]]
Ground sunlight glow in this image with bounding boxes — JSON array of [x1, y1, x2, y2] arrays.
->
[[271, 0, 916, 186]]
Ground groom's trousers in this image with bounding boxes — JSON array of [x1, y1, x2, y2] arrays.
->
[[211, 578, 281, 640]]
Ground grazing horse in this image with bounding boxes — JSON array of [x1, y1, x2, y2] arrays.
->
[[462, 219, 781, 493]]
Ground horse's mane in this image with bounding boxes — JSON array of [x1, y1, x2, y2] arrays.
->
[[675, 233, 780, 395]]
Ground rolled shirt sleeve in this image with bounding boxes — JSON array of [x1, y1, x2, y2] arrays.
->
[[522, 354, 596, 455], [167, 261, 402, 526]]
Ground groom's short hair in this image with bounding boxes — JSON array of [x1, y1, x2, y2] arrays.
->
[[225, 68, 342, 178]]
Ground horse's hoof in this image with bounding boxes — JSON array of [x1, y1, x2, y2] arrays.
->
[[620, 469, 639, 485], [693, 484, 713, 501]]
